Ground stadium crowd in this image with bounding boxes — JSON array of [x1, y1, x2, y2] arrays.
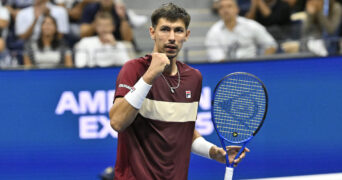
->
[[0, 0, 341, 68]]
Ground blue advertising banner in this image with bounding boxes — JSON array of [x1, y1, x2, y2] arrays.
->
[[1, 56, 342, 179]]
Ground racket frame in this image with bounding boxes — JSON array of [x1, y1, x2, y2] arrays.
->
[[211, 72, 268, 167]]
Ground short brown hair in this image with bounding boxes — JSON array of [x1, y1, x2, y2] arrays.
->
[[151, 3, 191, 29], [95, 11, 114, 24]]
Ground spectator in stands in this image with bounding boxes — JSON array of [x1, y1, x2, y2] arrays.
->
[[302, 0, 341, 39], [23, 15, 72, 68], [75, 11, 131, 68], [301, 0, 342, 55], [205, 0, 277, 62], [245, 0, 292, 40], [15, 0, 69, 41], [80, 0, 133, 42]]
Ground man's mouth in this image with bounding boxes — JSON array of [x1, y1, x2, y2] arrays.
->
[[165, 44, 178, 51]]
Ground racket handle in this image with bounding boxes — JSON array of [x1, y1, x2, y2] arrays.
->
[[224, 167, 234, 180]]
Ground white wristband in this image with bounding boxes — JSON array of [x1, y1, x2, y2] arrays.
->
[[191, 137, 215, 159], [124, 77, 152, 109]]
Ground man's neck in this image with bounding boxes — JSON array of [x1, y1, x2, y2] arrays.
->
[[163, 59, 178, 76], [224, 18, 237, 31]]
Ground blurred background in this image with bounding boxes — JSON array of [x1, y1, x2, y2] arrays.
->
[[1, 0, 342, 179]]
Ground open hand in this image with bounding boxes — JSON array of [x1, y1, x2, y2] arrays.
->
[[210, 145, 250, 167]]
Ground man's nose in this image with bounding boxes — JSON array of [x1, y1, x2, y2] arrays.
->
[[168, 30, 175, 42]]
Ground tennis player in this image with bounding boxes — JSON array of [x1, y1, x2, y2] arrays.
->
[[109, 3, 249, 179]]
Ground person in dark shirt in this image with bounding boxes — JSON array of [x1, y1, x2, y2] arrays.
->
[[246, 0, 292, 40], [80, 0, 133, 42]]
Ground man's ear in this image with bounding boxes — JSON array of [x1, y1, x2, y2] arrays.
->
[[185, 29, 191, 42], [149, 26, 155, 40]]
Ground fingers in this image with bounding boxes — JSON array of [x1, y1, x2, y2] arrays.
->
[[225, 145, 250, 166]]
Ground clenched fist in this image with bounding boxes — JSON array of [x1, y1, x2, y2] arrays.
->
[[143, 53, 170, 84]]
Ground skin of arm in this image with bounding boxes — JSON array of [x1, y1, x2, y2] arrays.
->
[[0, 38, 5, 52], [19, 18, 38, 40], [316, 4, 342, 35], [245, 0, 258, 19], [192, 129, 250, 164], [0, 19, 9, 29], [64, 54, 73, 67], [23, 54, 33, 67], [257, 0, 271, 17], [80, 23, 95, 37], [115, 4, 133, 41], [119, 18, 133, 41], [57, 1, 91, 21], [264, 46, 276, 55]]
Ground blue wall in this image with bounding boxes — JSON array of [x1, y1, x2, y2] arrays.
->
[[1, 56, 342, 179]]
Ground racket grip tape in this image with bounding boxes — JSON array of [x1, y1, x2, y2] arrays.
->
[[224, 167, 234, 180]]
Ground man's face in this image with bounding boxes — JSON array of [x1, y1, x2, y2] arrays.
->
[[218, 0, 239, 22], [95, 18, 114, 36], [149, 18, 190, 60]]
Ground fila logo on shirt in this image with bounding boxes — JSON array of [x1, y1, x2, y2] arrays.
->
[[186, 90, 191, 98]]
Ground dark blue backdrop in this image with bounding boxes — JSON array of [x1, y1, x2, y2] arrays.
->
[[1, 56, 342, 179]]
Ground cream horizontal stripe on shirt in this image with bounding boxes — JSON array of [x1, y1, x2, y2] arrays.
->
[[139, 98, 198, 122]]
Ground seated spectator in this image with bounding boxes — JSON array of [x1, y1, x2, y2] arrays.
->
[[245, 0, 292, 40], [205, 0, 277, 62], [23, 15, 73, 68], [80, 0, 133, 42], [301, 0, 342, 55], [75, 12, 131, 68], [15, 0, 69, 41]]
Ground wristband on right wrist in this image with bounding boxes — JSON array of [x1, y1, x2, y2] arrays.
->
[[124, 77, 152, 109]]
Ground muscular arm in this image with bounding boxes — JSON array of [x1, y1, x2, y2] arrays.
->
[[109, 97, 139, 132]]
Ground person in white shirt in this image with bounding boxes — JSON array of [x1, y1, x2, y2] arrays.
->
[[75, 11, 131, 68], [205, 0, 277, 62], [15, 0, 69, 40]]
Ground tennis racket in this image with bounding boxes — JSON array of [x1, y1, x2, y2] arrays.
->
[[211, 72, 268, 180]]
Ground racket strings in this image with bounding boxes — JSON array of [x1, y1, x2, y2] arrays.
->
[[213, 74, 266, 143]]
